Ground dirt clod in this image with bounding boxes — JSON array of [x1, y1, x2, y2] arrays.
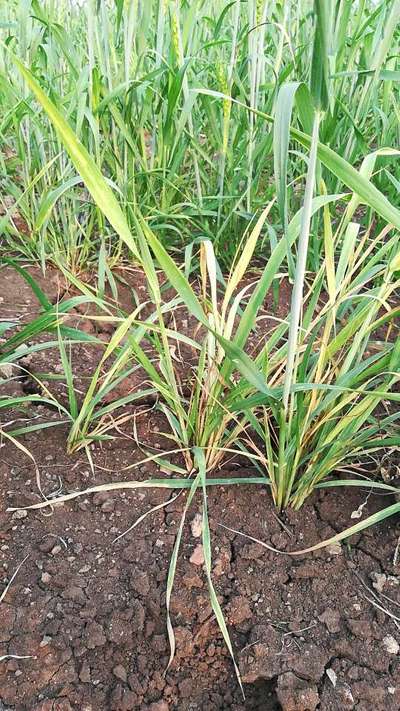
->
[[226, 596, 252, 626], [113, 664, 128, 682], [276, 672, 320, 711], [318, 607, 341, 633], [85, 621, 106, 648]]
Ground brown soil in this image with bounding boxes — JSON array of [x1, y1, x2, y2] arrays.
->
[[0, 265, 399, 711]]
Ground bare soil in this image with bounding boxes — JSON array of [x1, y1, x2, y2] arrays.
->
[[0, 265, 399, 711]]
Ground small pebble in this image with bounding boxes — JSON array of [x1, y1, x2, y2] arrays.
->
[[12, 510, 27, 520], [190, 544, 205, 567], [40, 636, 52, 648], [190, 513, 203, 538], [383, 635, 399, 655], [326, 542, 342, 556], [371, 572, 387, 593], [79, 565, 91, 573]]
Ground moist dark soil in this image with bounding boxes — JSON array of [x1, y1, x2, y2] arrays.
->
[[0, 265, 399, 711]]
